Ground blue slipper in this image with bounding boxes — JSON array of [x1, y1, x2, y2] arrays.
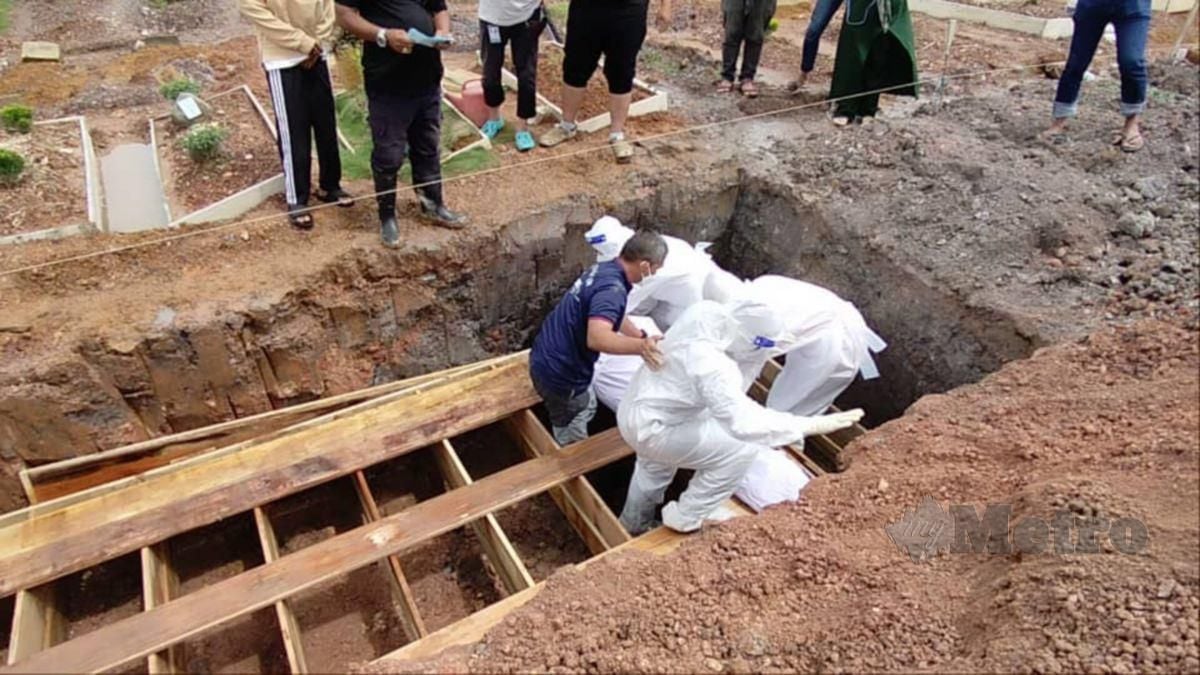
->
[[481, 118, 505, 139], [515, 130, 535, 152]]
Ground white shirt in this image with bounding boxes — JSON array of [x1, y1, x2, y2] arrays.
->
[[479, 0, 541, 27]]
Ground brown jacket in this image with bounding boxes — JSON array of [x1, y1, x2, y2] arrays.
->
[[238, 0, 335, 65]]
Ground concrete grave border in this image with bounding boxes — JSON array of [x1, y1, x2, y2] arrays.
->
[[911, 0, 1196, 40], [149, 85, 285, 229], [495, 41, 669, 134], [0, 116, 102, 247]]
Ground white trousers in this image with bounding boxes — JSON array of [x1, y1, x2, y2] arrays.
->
[[617, 409, 762, 534]]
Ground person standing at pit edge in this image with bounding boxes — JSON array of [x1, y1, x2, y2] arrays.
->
[[537, 0, 650, 162], [1042, 0, 1150, 153], [240, 0, 354, 230], [335, 0, 467, 249], [478, 0, 545, 152], [717, 0, 777, 98]]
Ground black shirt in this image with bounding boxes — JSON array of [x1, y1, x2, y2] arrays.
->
[[336, 0, 446, 96]]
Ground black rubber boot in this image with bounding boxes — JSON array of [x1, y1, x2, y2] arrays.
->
[[416, 189, 468, 230], [374, 171, 400, 249]]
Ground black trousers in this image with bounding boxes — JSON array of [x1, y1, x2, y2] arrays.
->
[[563, 0, 648, 95], [264, 60, 341, 208], [721, 0, 776, 82], [480, 9, 544, 120], [367, 86, 444, 206]]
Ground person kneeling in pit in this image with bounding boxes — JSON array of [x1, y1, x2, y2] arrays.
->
[[617, 299, 863, 534]]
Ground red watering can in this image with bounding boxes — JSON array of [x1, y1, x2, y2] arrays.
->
[[445, 79, 490, 128]]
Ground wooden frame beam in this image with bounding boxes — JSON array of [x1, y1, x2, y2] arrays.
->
[[3, 429, 633, 674], [504, 410, 631, 553], [23, 352, 528, 498], [5, 586, 64, 666], [432, 440, 534, 594], [252, 508, 310, 675], [0, 357, 539, 597], [141, 544, 184, 673], [350, 472, 428, 642]]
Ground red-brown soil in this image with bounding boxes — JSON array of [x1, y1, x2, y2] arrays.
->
[[0, 121, 89, 237], [156, 89, 280, 215], [367, 318, 1199, 673]]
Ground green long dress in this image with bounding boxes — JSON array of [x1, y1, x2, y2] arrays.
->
[[828, 0, 919, 118]]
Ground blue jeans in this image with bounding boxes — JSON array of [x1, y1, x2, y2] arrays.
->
[[1054, 0, 1150, 118], [801, 0, 845, 73]]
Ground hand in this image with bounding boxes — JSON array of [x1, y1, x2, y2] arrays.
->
[[301, 42, 321, 69], [434, 30, 453, 50], [639, 335, 664, 371], [796, 408, 864, 437], [385, 28, 414, 54]]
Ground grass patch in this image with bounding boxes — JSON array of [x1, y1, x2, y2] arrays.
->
[[546, 1, 569, 32], [334, 89, 498, 182], [0, 0, 12, 33]]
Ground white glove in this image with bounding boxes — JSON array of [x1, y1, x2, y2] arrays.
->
[[795, 408, 864, 437]]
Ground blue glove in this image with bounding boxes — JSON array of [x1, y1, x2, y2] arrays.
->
[[406, 28, 453, 48]]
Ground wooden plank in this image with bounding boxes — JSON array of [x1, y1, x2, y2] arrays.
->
[[141, 544, 183, 674], [504, 410, 631, 552], [0, 357, 539, 597], [378, 505, 748, 664], [252, 507, 310, 674], [6, 586, 64, 666], [350, 472, 428, 642], [3, 429, 633, 674], [432, 440, 535, 595], [25, 353, 526, 503]]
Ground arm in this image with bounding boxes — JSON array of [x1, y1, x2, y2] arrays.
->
[[239, 0, 318, 54], [619, 316, 645, 338], [336, 4, 414, 50], [433, 9, 450, 35], [692, 349, 862, 447], [316, 0, 337, 44], [587, 319, 654, 356]]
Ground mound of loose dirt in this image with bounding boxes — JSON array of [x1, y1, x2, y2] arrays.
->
[[366, 318, 1199, 673]]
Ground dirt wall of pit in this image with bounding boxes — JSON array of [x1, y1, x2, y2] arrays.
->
[[0, 166, 741, 513]]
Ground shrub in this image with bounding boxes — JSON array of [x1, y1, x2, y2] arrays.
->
[[159, 77, 200, 101], [1, 104, 33, 134], [0, 148, 25, 186], [179, 122, 228, 162]]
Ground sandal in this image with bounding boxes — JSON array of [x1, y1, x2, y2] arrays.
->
[[832, 115, 851, 127], [315, 188, 354, 208], [1119, 133, 1144, 153], [717, 79, 735, 93], [288, 208, 314, 230], [739, 80, 759, 98]]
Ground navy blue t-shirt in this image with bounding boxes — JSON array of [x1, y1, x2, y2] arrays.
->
[[530, 261, 631, 396]]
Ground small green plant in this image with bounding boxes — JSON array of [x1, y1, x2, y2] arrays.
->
[[767, 17, 780, 35], [159, 77, 199, 101], [0, 148, 25, 186], [0, 104, 33, 134], [179, 122, 228, 162]]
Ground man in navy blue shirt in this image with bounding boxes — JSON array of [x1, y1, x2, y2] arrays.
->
[[530, 230, 668, 445]]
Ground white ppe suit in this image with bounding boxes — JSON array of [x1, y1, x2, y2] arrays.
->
[[584, 216, 720, 332], [616, 300, 862, 534], [704, 271, 888, 417], [593, 315, 663, 412]]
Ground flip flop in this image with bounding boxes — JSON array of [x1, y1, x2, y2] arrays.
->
[[481, 118, 505, 139], [514, 129, 536, 152], [832, 116, 851, 127], [1120, 133, 1145, 153], [288, 210, 314, 230], [717, 80, 735, 93], [739, 80, 759, 98]]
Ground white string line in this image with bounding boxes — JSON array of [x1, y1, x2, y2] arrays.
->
[[0, 47, 1186, 279]]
